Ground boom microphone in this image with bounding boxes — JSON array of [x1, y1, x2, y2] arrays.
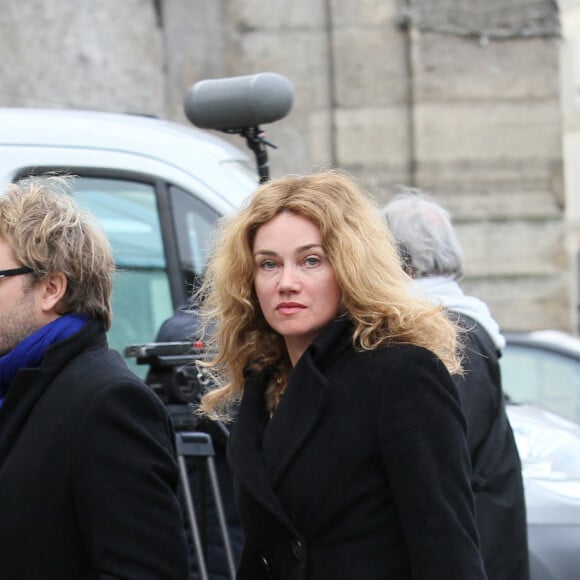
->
[[184, 72, 294, 131]]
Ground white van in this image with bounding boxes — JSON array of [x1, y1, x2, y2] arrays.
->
[[0, 107, 259, 376]]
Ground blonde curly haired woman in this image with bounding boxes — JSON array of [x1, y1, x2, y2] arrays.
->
[[197, 169, 486, 580]]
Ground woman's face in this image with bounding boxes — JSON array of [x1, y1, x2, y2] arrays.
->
[[253, 211, 342, 365]]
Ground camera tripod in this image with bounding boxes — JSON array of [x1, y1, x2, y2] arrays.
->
[[124, 341, 236, 578], [176, 430, 236, 580]]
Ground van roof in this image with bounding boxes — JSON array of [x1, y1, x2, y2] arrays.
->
[[0, 107, 259, 212], [0, 107, 252, 167]]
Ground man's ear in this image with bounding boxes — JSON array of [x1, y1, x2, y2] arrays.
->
[[39, 271, 68, 314]]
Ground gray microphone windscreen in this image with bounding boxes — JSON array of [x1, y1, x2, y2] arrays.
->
[[184, 72, 293, 130]]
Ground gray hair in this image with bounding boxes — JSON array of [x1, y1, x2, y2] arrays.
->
[[382, 187, 464, 280]]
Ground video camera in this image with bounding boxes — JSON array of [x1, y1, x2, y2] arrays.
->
[[124, 341, 212, 431]]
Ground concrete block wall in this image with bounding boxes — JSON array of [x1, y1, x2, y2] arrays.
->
[[406, 29, 566, 330], [0, 0, 570, 331], [560, 0, 580, 332], [0, 0, 165, 114]]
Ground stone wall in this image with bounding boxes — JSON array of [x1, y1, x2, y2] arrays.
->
[[0, 0, 165, 114], [0, 0, 569, 331], [407, 28, 566, 330]]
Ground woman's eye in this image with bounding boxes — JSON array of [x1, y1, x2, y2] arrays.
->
[[260, 259, 278, 270], [304, 255, 321, 267]]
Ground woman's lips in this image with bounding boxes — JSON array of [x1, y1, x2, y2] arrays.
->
[[276, 302, 306, 315]]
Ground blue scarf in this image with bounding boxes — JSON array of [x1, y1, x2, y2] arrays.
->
[[0, 314, 88, 408]]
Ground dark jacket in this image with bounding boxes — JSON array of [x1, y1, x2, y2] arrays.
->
[[0, 320, 190, 580], [452, 313, 529, 580], [228, 317, 487, 580]]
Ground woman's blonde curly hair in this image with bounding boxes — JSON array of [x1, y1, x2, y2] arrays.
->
[[197, 169, 462, 419]]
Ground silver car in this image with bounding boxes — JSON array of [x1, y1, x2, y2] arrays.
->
[[502, 331, 580, 580]]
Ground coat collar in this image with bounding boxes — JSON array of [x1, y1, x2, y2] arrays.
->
[[228, 316, 354, 526], [0, 320, 106, 468], [264, 317, 353, 484]]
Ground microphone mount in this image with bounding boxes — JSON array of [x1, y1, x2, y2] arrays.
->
[[223, 126, 277, 183]]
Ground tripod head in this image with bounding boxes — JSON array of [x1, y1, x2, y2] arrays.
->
[[124, 341, 211, 431]]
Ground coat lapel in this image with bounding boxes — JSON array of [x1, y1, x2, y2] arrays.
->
[[0, 368, 51, 467], [260, 317, 354, 489], [229, 316, 355, 525], [227, 371, 297, 531], [262, 354, 330, 488]]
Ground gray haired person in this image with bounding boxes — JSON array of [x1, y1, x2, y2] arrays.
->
[[383, 189, 529, 580]]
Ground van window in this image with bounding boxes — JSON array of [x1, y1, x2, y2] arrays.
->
[[169, 185, 220, 294], [73, 177, 174, 376]]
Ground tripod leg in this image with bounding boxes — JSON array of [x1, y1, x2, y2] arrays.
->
[[205, 456, 237, 580], [178, 454, 209, 580]]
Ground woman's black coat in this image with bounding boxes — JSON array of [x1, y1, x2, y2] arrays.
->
[[0, 320, 190, 579], [228, 318, 487, 580]]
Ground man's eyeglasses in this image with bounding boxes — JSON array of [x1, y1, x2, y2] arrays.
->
[[0, 266, 34, 279]]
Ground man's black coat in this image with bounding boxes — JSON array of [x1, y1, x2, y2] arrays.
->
[[0, 320, 190, 579], [228, 318, 487, 580], [452, 313, 529, 580]]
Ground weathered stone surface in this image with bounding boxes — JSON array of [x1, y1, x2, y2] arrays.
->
[[330, 0, 400, 26], [162, 0, 228, 122], [407, 0, 560, 39], [227, 0, 326, 30], [332, 28, 409, 107], [563, 132, 580, 222], [392, 190, 563, 221], [413, 34, 560, 101], [455, 220, 567, 276], [334, 106, 411, 166], [0, 0, 164, 114], [463, 275, 572, 331], [0, 0, 572, 332], [413, 158, 563, 199], [415, 102, 562, 162]]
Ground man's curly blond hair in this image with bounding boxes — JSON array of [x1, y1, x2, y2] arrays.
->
[[0, 176, 114, 329]]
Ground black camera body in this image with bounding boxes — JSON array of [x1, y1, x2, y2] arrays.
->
[[124, 341, 211, 431]]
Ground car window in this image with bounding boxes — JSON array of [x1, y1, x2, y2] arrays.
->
[[73, 177, 174, 377], [501, 344, 580, 423]]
